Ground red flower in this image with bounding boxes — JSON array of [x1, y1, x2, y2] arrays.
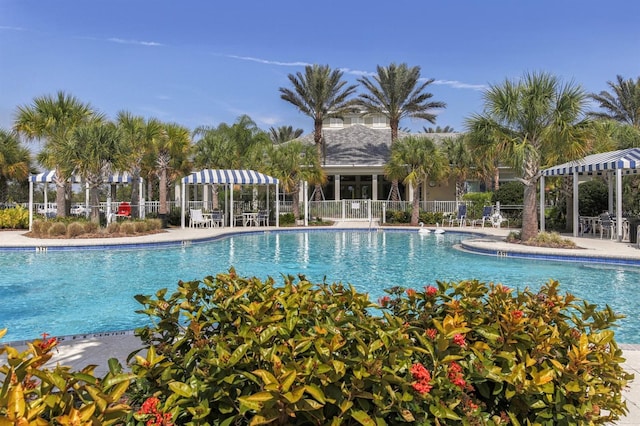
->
[[425, 328, 437, 339], [412, 380, 433, 395], [410, 363, 433, 395], [448, 362, 467, 389], [378, 296, 391, 307], [453, 333, 466, 347], [511, 310, 523, 319], [425, 286, 438, 297], [38, 333, 58, 352], [137, 397, 172, 426], [406, 288, 416, 297]]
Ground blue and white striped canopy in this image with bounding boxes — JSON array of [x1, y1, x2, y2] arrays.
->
[[182, 169, 279, 185], [29, 171, 136, 183], [541, 148, 640, 176]]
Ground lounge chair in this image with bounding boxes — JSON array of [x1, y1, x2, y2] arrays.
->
[[448, 205, 468, 227], [477, 206, 493, 228], [189, 209, 213, 228]]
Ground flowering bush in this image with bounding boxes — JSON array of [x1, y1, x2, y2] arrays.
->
[[0, 329, 133, 425], [130, 271, 632, 425], [382, 279, 633, 424]]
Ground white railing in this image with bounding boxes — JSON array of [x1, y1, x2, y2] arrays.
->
[[305, 200, 460, 222]]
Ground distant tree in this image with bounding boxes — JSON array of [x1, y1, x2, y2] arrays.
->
[[264, 141, 324, 219], [13, 91, 99, 217], [423, 125, 455, 133], [589, 75, 640, 128], [152, 123, 191, 220], [116, 112, 162, 218], [466, 72, 592, 241], [357, 63, 446, 201], [385, 136, 449, 225], [269, 125, 304, 144], [0, 129, 31, 202], [280, 64, 357, 200], [443, 134, 473, 202], [63, 121, 124, 223]]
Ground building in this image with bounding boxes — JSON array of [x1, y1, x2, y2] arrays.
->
[[293, 112, 462, 202]]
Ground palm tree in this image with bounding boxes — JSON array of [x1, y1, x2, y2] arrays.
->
[[63, 121, 124, 223], [589, 75, 640, 128], [443, 135, 473, 202], [357, 63, 446, 201], [466, 72, 592, 241], [268, 125, 304, 144], [280, 64, 357, 200], [152, 123, 192, 222], [423, 125, 455, 133], [264, 141, 324, 220], [13, 91, 98, 217], [117, 112, 162, 218], [385, 136, 449, 226], [0, 129, 31, 202]]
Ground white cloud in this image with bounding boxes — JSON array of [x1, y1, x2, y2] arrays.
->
[[433, 79, 487, 91], [226, 55, 311, 67], [107, 38, 163, 47]]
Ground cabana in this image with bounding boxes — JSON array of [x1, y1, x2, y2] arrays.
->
[[28, 171, 143, 230], [540, 148, 640, 240], [180, 169, 280, 228]]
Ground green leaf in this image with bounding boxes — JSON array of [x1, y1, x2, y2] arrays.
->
[[350, 409, 377, 425], [304, 384, 326, 403], [168, 381, 193, 397], [253, 369, 279, 386], [227, 343, 250, 366], [238, 391, 275, 411], [429, 404, 462, 420], [283, 386, 305, 404]]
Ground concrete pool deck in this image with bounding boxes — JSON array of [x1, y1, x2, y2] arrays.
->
[[2, 223, 640, 423]]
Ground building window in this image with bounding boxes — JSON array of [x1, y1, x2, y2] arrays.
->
[[372, 116, 386, 128], [350, 116, 364, 125], [329, 118, 343, 128]]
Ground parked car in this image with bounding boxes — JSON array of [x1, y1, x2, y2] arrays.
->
[[71, 204, 88, 215]]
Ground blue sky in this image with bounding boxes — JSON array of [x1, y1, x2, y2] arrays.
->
[[1, 0, 639, 137]]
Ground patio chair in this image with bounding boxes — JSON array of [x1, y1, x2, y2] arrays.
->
[[189, 209, 213, 228], [477, 206, 493, 228], [490, 213, 509, 228], [599, 212, 615, 239], [257, 210, 269, 226], [210, 210, 224, 227], [448, 205, 468, 227]]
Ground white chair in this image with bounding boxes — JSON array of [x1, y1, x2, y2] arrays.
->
[[189, 209, 213, 228], [490, 213, 509, 228]]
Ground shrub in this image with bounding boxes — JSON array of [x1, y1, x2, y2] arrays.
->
[[31, 220, 52, 237], [386, 209, 410, 223], [462, 192, 493, 220], [47, 222, 66, 237], [83, 221, 99, 234], [0, 329, 133, 424], [119, 221, 136, 235], [493, 181, 525, 206], [134, 221, 148, 233], [106, 222, 120, 234], [66, 221, 85, 238], [147, 218, 162, 231], [579, 179, 608, 216], [0, 206, 29, 229], [129, 271, 632, 425], [279, 212, 295, 225]]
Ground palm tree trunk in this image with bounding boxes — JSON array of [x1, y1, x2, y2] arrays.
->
[[159, 168, 167, 215], [521, 180, 539, 241], [54, 169, 67, 218], [389, 180, 401, 201], [89, 185, 100, 224], [411, 186, 420, 226], [292, 183, 301, 220]]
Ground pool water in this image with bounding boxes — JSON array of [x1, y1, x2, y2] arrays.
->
[[1, 230, 639, 343]]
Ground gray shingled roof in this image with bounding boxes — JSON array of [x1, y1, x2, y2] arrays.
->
[[294, 125, 459, 166]]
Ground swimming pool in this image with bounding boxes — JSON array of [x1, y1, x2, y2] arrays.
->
[[1, 230, 639, 343]]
